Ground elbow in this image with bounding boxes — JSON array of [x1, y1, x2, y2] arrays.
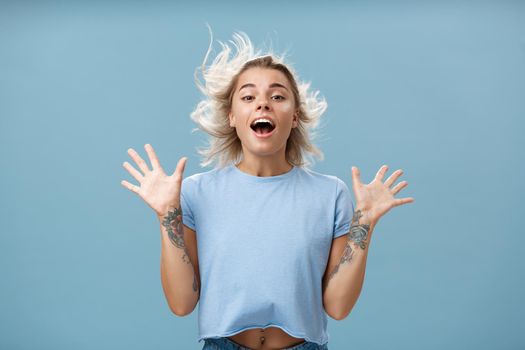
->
[[164, 287, 200, 317], [170, 303, 194, 317], [324, 294, 347, 321], [330, 302, 355, 321], [324, 298, 354, 321], [168, 297, 198, 317], [170, 306, 186, 317], [324, 302, 347, 321], [326, 307, 349, 321], [326, 288, 363, 320], [333, 309, 351, 321]]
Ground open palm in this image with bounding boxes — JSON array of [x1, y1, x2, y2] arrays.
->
[[121, 143, 187, 217], [351, 165, 414, 224]]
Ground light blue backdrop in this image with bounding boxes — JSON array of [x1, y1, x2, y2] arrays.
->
[[1, 1, 523, 349]]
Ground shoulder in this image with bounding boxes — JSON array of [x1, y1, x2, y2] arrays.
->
[[297, 166, 348, 191], [182, 166, 224, 186], [181, 165, 234, 197]]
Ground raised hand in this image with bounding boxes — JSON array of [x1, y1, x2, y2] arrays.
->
[[350, 165, 414, 225], [121, 143, 187, 218]]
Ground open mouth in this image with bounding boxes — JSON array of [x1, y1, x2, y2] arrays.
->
[[250, 120, 276, 136]]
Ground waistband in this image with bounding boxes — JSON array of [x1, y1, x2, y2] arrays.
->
[[204, 337, 328, 350]]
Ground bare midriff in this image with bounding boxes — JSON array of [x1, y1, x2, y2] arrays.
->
[[227, 326, 306, 350]]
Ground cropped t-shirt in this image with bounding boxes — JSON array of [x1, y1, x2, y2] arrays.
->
[[180, 164, 354, 346]]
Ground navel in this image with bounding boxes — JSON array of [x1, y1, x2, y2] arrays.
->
[[260, 328, 265, 344]]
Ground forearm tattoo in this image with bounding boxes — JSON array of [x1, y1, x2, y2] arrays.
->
[[324, 210, 371, 289], [160, 207, 199, 292], [325, 244, 354, 285], [348, 209, 370, 250]]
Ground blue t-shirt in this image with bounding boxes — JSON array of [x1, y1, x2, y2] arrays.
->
[[180, 164, 354, 346]]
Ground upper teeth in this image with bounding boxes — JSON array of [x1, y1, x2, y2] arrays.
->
[[252, 118, 274, 126]]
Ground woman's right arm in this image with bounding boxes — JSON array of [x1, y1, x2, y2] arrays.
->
[[121, 144, 199, 316], [158, 207, 200, 316]]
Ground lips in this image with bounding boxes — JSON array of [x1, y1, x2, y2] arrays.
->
[[249, 115, 275, 128]]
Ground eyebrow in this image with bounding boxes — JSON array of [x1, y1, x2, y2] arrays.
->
[[238, 83, 289, 92]]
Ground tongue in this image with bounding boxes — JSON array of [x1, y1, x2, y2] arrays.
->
[[255, 125, 272, 135]]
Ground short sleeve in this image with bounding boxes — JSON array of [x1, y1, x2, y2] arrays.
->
[[333, 178, 354, 239], [180, 179, 196, 231]]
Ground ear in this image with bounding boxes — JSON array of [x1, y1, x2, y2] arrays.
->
[[292, 111, 299, 128], [229, 112, 235, 127]]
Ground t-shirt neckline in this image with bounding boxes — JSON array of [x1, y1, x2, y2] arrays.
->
[[229, 163, 298, 183]]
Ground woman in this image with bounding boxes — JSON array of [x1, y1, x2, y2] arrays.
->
[[121, 28, 414, 350]]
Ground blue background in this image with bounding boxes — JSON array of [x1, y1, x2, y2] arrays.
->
[[1, 1, 524, 349]]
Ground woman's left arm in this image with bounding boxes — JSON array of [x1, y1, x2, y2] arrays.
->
[[322, 165, 414, 320]]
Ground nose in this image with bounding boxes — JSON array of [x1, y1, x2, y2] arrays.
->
[[256, 99, 270, 112]]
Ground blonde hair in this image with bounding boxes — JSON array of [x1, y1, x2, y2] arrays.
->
[[190, 25, 327, 170]]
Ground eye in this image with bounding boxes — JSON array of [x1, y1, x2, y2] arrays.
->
[[241, 95, 285, 101]]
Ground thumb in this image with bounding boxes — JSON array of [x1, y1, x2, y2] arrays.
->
[[172, 157, 188, 178]]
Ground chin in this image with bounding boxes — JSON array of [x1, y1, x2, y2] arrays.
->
[[246, 144, 286, 158]]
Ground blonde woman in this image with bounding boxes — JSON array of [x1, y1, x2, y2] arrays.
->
[[121, 27, 414, 350]]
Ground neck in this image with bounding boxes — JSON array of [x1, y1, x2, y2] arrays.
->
[[236, 153, 293, 177]]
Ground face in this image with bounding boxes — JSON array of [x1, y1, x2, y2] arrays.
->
[[229, 67, 298, 159]]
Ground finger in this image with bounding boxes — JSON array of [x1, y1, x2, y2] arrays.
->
[[375, 165, 389, 182], [123, 161, 144, 183], [351, 166, 362, 185], [391, 180, 408, 195], [127, 148, 150, 174], [385, 169, 404, 188], [394, 197, 415, 207], [144, 143, 163, 172], [121, 179, 140, 194], [172, 157, 188, 180]]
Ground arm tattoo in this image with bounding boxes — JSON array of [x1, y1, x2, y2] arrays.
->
[[324, 209, 371, 288], [160, 207, 199, 293], [325, 244, 354, 287], [348, 209, 370, 250], [160, 207, 187, 256]]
